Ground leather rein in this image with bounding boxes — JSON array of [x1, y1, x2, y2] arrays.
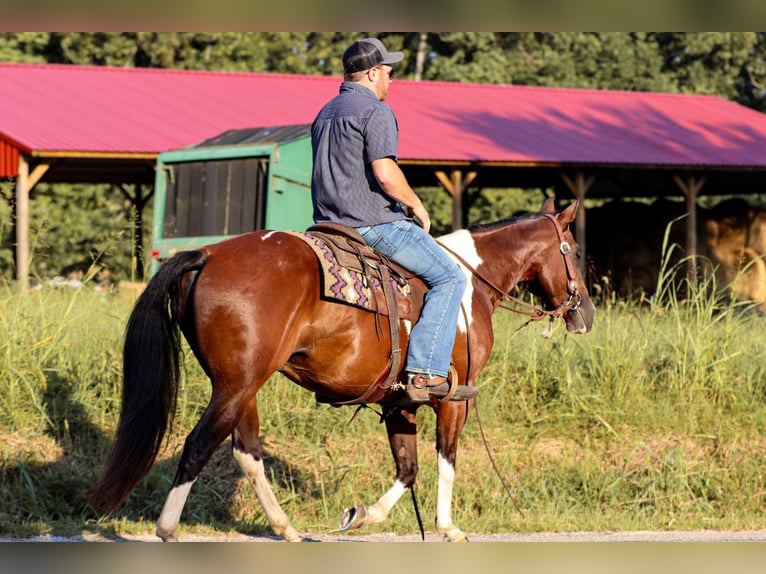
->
[[437, 213, 583, 328]]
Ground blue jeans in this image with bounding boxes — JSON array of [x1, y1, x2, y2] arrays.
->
[[356, 220, 467, 378]]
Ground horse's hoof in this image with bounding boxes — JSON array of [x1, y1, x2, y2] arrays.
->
[[440, 528, 469, 542], [339, 504, 368, 531], [281, 526, 303, 542], [284, 533, 303, 542], [158, 532, 179, 542]]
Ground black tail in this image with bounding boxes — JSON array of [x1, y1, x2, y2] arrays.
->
[[87, 251, 206, 514]]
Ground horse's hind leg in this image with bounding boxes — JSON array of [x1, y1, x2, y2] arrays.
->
[[155, 392, 245, 542], [231, 396, 302, 542], [339, 408, 418, 531]]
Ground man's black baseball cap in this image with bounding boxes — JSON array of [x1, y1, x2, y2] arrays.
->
[[342, 38, 404, 74]]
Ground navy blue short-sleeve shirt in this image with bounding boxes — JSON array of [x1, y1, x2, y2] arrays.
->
[[311, 82, 408, 227]]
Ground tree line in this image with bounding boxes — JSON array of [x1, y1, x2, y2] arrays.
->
[[1, 32, 765, 282]]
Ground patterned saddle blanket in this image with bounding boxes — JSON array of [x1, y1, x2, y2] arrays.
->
[[291, 223, 421, 321]]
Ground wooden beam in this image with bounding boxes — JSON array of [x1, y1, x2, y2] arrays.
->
[[15, 157, 29, 293], [559, 169, 596, 272], [28, 162, 50, 189], [434, 169, 477, 230], [672, 173, 707, 280], [14, 157, 50, 293], [118, 182, 155, 281]]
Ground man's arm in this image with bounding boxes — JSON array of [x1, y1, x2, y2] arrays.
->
[[371, 157, 432, 233]]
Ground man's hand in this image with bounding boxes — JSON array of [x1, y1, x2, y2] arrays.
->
[[411, 203, 431, 234]]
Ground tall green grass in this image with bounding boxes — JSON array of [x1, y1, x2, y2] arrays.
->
[[1, 266, 765, 539]]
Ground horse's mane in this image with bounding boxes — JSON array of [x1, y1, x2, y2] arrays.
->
[[467, 211, 543, 234]]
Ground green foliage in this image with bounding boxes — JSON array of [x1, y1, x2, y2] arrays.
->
[[0, 32, 49, 63], [0, 32, 366, 75], [0, 182, 149, 282], [654, 32, 761, 100], [409, 32, 766, 105], [467, 188, 548, 223], [0, 180, 14, 274], [422, 32, 518, 84], [128, 32, 358, 74], [1, 279, 766, 538], [0, 286, 126, 530]]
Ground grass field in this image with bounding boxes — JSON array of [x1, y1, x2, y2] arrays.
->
[[1, 269, 765, 541]]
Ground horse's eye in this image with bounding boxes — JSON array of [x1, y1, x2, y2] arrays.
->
[[576, 249, 583, 259]]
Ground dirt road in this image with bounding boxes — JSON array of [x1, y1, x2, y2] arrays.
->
[[6, 529, 766, 542]]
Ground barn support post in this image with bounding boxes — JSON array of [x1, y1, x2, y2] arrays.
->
[[14, 155, 50, 293], [559, 169, 595, 273], [118, 182, 154, 281], [132, 184, 145, 281], [434, 168, 478, 230], [672, 173, 707, 281]]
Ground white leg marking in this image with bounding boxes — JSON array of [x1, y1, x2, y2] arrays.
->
[[436, 453, 467, 541], [365, 480, 408, 524], [233, 447, 302, 542], [156, 480, 195, 541], [438, 230, 482, 333]]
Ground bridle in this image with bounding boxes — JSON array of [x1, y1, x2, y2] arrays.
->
[[539, 213, 583, 316], [437, 213, 582, 329]]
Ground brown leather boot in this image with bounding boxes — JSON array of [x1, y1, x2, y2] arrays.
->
[[405, 373, 478, 403]]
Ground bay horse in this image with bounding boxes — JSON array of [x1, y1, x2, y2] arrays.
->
[[87, 198, 595, 542]]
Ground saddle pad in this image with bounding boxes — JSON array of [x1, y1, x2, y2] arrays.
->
[[300, 232, 411, 313]]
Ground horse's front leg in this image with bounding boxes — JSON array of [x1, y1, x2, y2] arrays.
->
[[339, 407, 418, 531], [434, 400, 471, 542]]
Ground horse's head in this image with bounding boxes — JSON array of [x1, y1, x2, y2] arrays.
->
[[526, 199, 596, 334]]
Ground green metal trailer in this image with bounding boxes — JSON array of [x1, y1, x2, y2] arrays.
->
[[150, 124, 313, 275]]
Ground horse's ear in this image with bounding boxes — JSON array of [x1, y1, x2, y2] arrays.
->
[[541, 197, 556, 213], [558, 200, 580, 227]]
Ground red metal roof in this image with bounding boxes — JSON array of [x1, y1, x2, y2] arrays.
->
[[2, 61, 766, 171]]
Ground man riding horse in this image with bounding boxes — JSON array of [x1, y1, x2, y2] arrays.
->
[[311, 37, 477, 404]]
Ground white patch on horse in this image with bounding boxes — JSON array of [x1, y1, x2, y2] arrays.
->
[[156, 479, 195, 540], [366, 480, 408, 524], [435, 453, 464, 540], [437, 230, 481, 333], [261, 230, 281, 241], [233, 447, 301, 541]]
